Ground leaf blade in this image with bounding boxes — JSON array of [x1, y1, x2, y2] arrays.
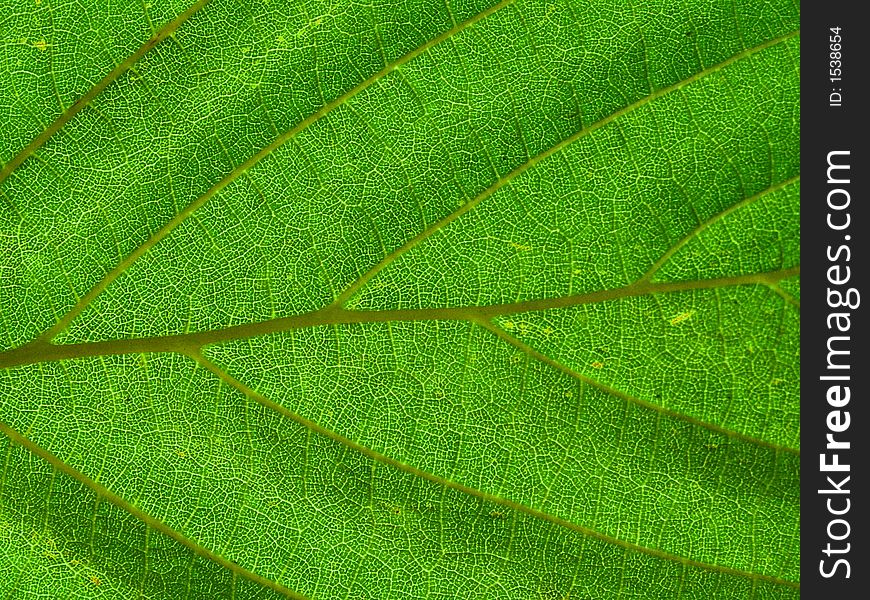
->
[[0, 0, 800, 596]]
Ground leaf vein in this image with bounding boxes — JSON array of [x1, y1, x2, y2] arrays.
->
[[0, 420, 309, 600], [474, 319, 798, 455], [640, 175, 801, 283], [190, 354, 799, 590], [37, 0, 517, 344], [0, 0, 213, 186], [334, 28, 801, 305], [0, 268, 799, 370]]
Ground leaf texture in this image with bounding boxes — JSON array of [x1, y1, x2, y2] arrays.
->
[[0, 0, 799, 598]]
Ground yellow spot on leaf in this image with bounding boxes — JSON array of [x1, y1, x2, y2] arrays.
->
[[668, 310, 695, 326], [509, 241, 532, 251], [33, 40, 48, 51], [540, 6, 562, 29], [88, 575, 102, 586], [590, 361, 604, 369], [296, 17, 323, 38]]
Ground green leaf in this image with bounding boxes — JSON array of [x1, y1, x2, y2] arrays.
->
[[0, 0, 799, 597]]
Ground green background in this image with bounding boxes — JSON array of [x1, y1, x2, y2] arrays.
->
[[0, 0, 799, 597]]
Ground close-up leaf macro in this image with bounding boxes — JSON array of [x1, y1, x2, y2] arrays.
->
[[0, 0, 799, 598]]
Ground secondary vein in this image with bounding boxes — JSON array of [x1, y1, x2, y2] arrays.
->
[[192, 353, 799, 590], [0, 0, 212, 187], [640, 175, 801, 283], [36, 0, 516, 344], [0, 420, 308, 600], [474, 319, 799, 456], [333, 28, 800, 305]]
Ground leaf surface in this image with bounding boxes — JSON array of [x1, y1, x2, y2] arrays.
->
[[0, 0, 799, 597]]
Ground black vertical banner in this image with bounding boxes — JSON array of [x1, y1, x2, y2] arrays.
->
[[802, 1, 868, 596]]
